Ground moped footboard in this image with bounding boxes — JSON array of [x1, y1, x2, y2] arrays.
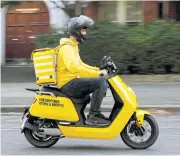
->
[[135, 109, 151, 125]]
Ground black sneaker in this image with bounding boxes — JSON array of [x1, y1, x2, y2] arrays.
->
[[85, 113, 111, 126], [99, 112, 109, 120], [87, 112, 109, 120]]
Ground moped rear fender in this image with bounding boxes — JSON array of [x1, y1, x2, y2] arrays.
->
[[135, 109, 151, 125]]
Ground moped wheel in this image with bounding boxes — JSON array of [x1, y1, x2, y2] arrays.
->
[[24, 129, 59, 148], [24, 119, 60, 148], [121, 114, 159, 149]]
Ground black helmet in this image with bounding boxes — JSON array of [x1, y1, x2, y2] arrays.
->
[[67, 15, 94, 43]]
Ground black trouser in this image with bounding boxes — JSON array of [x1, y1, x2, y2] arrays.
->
[[61, 78, 108, 113]]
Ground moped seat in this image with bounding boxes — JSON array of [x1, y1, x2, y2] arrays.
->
[[40, 86, 90, 105]]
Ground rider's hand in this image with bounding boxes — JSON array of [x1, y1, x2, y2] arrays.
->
[[100, 69, 108, 77]]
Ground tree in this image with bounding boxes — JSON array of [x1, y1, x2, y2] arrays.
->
[[1, 1, 21, 7], [49, 0, 74, 18]]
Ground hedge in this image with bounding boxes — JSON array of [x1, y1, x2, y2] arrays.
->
[[36, 21, 180, 74]]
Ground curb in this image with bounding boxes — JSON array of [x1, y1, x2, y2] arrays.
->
[[1, 106, 180, 113]]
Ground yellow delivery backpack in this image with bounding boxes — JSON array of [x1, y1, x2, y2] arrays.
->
[[31, 43, 70, 86]]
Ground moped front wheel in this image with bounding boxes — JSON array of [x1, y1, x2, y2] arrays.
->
[[121, 114, 159, 149]]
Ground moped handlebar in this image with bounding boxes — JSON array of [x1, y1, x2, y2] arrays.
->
[[99, 56, 118, 76]]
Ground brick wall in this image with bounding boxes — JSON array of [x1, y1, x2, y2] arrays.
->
[[168, 2, 176, 20], [143, 1, 158, 22], [84, 1, 178, 23], [85, 2, 98, 20]]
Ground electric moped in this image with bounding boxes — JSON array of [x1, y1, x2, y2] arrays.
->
[[21, 56, 159, 149]]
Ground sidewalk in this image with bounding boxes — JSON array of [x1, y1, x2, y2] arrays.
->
[[1, 82, 180, 113]]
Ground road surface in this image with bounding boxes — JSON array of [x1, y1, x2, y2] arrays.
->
[[1, 112, 180, 155]]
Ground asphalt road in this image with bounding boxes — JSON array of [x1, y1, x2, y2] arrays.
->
[[1, 82, 180, 107], [1, 113, 180, 155]]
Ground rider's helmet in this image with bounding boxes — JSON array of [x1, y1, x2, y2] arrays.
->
[[67, 15, 94, 44]]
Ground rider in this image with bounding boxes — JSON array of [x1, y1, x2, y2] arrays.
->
[[56, 15, 110, 126]]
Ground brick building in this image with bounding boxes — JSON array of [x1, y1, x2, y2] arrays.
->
[[1, 1, 179, 65], [76, 1, 180, 24]]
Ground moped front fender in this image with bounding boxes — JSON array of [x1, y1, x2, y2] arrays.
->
[[135, 109, 151, 125]]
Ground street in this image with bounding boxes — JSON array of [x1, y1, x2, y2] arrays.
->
[[1, 82, 180, 155], [1, 112, 180, 155]]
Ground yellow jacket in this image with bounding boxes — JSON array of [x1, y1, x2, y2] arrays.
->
[[56, 38, 100, 88]]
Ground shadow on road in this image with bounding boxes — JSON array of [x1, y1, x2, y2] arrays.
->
[[21, 145, 156, 152]]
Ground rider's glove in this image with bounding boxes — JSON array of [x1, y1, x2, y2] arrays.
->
[[100, 69, 108, 77]]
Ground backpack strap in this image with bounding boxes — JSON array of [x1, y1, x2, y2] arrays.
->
[[54, 43, 74, 72], [53, 42, 74, 54]]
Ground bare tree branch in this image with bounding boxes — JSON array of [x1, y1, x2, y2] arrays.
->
[[50, 0, 70, 17]]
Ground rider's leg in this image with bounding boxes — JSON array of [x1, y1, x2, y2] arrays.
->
[[61, 78, 110, 126]]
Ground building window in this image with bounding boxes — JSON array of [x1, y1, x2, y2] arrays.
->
[[98, 1, 117, 21], [157, 1, 171, 20], [126, 1, 142, 22], [158, 2, 163, 19], [75, 2, 88, 16], [81, 7, 86, 15], [175, 2, 180, 21]]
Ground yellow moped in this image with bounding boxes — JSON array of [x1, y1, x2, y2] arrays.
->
[[21, 56, 159, 149]]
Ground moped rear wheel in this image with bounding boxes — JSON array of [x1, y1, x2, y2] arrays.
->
[[24, 118, 60, 148], [24, 129, 59, 148], [121, 114, 159, 149]]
